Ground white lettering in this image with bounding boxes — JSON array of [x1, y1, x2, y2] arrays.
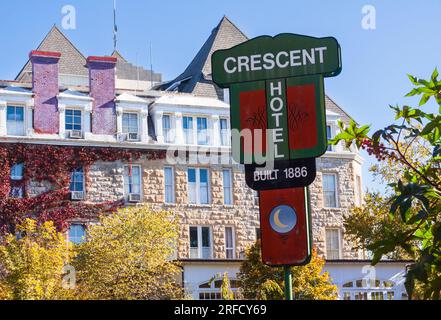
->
[[302, 48, 315, 65], [263, 53, 275, 70], [290, 50, 302, 67], [315, 47, 327, 64], [275, 51, 289, 68], [224, 57, 237, 74], [237, 56, 250, 72], [250, 54, 262, 71]]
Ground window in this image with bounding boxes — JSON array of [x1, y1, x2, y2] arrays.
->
[[256, 228, 261, 240], [198, 278, 240, 300], [70, 168, 84, 192], [225, 227, 235, 259], [326, 125, 334, 151], [323, 174, 338, 208], [10, 163, 25, 198], [7, 106, 25, 136], [220, 118, 230, 146], [183, 116, 194, 144], [188, 168, 210, 205], [69, 224, 86, 244], [164, 167, 175, 204], [124, 165, 141, 196], [122, 112, 139, 134], [222, 169, 233, 205], [341, 280, 397, 300], [189, 226, 212, 259], [197, 117, 208, 145], [163, 114, 173, 143], [11, 163, 24, 180], [65, 109, 82, 131], [326, 228, 341, 259]]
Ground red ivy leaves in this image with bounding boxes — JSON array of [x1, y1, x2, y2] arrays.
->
[[0, 144, 166, 233]]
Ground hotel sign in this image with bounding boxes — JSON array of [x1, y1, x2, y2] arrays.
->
[[212, 33, 342, 164]]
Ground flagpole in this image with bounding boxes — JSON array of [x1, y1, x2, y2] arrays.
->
[[113, 0, 117, 51]]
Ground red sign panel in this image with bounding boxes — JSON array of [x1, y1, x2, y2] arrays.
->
[[259, 188, 312, 266]]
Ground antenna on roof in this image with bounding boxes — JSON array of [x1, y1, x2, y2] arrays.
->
[[113, 0, 118, 51], [149, 43, 153, 89]]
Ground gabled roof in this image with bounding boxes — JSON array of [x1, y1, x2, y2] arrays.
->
[[16, 25, 88, 82], [158, 16, 248, 99]]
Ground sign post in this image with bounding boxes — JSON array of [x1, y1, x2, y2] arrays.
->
[[212, 33, 342, 301]]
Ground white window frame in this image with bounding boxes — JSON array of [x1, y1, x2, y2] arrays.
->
[[322, 173, 339, 208], [164, 166, 175, 204], [196, 117, 209, 145], [188, 168, 211, 205], [326, 124, 334, 152], [70, 167, 85, 193], [162, 114, 174, 143], [65, 108, 83, 132], [219, 118, 231, 146], [123, 164, 142, 198], [182, 115, 194, 145], [122, 112, 140, 136], [325, 228, 342, 260], [6, 104, 26, 137], [189, 226, 213, 259], [225, 226, 236, 259], [222, 169, 233, 205], [68, 224, 87, 244]]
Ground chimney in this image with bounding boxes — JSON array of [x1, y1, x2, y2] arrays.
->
[[30, 50, 61, 134], [87, 56, 117, 135]]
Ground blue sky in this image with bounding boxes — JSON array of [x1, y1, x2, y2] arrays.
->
[[0, 0, 440, 192]]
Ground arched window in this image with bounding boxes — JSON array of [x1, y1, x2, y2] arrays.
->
[[197, 279, 241, 300], [340, 279, 399, 300]]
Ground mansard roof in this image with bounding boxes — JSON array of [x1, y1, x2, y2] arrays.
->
[[157, 16, 248, 99]]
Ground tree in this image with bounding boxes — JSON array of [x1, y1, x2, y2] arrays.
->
[[220, 273, 234, 300], [238, 241, 338, 300], [0, 219, 74, 300], [331, 69, 441, 299], [74, 206, 184, 300]]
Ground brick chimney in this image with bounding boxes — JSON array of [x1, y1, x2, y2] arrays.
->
[[87, 56, 117, 135], [30, 50, 61, 134]]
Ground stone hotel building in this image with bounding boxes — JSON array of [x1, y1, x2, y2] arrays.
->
[[0, 17, 409, 300]]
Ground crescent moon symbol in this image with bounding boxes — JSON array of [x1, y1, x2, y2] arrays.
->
[[274, 209, 289, 229]]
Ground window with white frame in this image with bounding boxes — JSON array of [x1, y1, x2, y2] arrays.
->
[[326, 228, 341, 259], [69, 224, 86, 244], [225, 227, 235, 259], [341, 279, 397, 300], [197, 117, 208, 145], [188, 168, 210, 205], [222, 169, 233, 205], [164, 167, 175, 204], [7, 106, 25, 136], [10, 163, 24, 198], [323, 173, 338, 208], [124, 165, 141, 196], [189, 226, 212, 259], [183, 116, 194, 144], [326, 125, 334, 151], [162, 114, 173, 143], [198, 278, 240, 300], [220, 118, 230, 146], [70, 168, 84, 192], [65, 109, 82, 131], [122, 112, 139, 135]]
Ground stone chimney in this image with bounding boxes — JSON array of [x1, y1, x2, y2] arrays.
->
[[30, 50, 61, 134], [87, 56, 117, 135]]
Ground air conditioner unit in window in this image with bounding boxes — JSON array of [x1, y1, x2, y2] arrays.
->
[[117, 133, 128, 142], [69, 130, 83, 139], [127, 133, 139, 141], [128, 193, 141, 203], [71, 191, 85, 201]]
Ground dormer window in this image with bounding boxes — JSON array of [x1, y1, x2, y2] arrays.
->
[[65, 109, 82, 132], [7, 106, 25, 136], [122, 112, 140, 141]]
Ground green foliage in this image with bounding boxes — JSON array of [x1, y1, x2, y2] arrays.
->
[[0, 219, 74, 300], [74, 206, 184, 300], [331, 69, 441, 299], [238, 241, 338, 300], [220, 273, 234, 300]]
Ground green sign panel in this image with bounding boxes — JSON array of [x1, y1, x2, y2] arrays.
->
[[212, 33, 342, 164], [212, 33, 341, 87]]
